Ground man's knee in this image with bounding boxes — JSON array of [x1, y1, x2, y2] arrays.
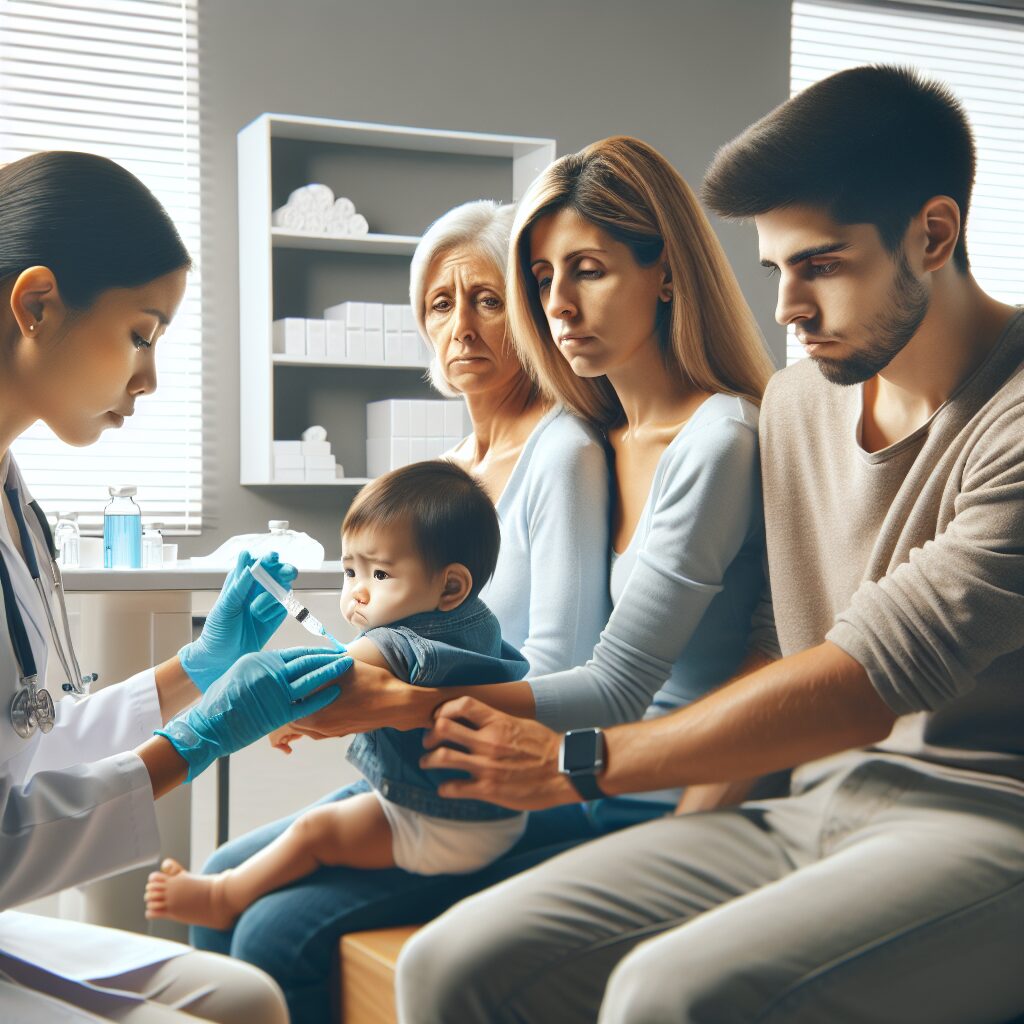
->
[[396, 914, 508, 1024], [601, 935, 742, 1024]]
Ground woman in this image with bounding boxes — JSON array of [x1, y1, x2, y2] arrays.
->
[[0, 151, 349, 1024], [191, 199, 616, 1024], [298, 136, 773, 767]]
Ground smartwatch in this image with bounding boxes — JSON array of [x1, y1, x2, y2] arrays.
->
[[558, 728, 606, 800]]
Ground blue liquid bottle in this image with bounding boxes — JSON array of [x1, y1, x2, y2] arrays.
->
[[104, 485, 142, 568]]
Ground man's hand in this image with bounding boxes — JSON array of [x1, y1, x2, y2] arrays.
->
[[419, 697, 579, 811]]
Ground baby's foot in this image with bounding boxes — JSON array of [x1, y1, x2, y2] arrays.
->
[[144, 858, 240, 930]]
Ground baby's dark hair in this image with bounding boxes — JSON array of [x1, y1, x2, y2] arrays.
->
[[343, 461, 499, 596]]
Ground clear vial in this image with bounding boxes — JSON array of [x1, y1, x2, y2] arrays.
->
[[104, 485, 142, 568], [143, 522, 164, 569], [54, 512, 80, 569]]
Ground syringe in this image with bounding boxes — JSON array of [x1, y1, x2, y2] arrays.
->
[[249, 561, 345, 650]]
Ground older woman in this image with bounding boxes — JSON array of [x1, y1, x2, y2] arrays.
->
[[190, 200, 615, 1024]]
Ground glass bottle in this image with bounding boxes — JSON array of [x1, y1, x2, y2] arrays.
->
[[103, 486, 142, 568], [54, 511, 81, 569]]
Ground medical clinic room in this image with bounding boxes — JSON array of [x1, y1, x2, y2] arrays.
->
[[2, 0, 1023, 1021]]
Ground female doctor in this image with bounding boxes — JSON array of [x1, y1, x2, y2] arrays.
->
[[0, 152, 351, 1023]]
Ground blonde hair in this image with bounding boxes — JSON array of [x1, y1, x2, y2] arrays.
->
[[508, 136, 774, 428], [409, 199, 515, 397]]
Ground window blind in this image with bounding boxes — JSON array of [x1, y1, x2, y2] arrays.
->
[[787, 0, 1024, 365], [0, 0, 202, 533]]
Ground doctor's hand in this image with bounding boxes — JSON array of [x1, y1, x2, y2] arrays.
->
[[419, 697, 578, 812], [156, 647, 350, 781], [179, 550, 297, 692]]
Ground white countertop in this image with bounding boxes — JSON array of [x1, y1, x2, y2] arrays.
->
[[64, 561, 345, 592]]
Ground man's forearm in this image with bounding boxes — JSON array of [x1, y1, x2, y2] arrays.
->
[[600, 641, 896, 796]]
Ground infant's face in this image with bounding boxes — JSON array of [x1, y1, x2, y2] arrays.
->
[[340, 525, 443, 630]]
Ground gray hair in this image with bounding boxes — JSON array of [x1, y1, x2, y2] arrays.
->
[[409, 199, 515, 396]]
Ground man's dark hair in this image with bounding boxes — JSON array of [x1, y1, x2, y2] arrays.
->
[[702, 65, 976, 272], [343, 460, 500, 596]]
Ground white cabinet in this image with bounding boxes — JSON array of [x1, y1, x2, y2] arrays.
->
[[237, 113, 556, 487]]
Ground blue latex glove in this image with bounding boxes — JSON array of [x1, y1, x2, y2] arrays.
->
[[157, 647, 351, 782], [179, 550, 297, 692]]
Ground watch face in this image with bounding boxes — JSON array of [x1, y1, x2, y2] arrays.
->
[[562, 729, 600, 773]]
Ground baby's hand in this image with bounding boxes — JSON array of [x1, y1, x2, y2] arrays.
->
[[269, 726, 303, 755]]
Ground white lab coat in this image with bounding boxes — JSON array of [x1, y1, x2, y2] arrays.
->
[[0, 452, 190, 1017]]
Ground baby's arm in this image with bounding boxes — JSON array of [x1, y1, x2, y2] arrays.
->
[[344, 636, 393, 671]]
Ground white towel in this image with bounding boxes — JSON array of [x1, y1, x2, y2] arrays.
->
[[272, 205, 304, 229], [332, 196, 355, 220], [288, 183, 334, 213], [347, 213, 369, 236]]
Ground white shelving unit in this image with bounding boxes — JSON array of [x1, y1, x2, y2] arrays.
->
[[238, 113, 556, 487]]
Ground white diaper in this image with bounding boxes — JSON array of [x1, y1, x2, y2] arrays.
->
[[373, 789, 528, 875]]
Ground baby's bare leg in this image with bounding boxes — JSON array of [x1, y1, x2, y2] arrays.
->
[[145, 793, 394, 929]]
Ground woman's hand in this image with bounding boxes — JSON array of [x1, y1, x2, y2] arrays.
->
[[289, 659, 438, 738], [419, 697, 578, 811]]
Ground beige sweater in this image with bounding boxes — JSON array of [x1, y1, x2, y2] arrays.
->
[[754, 308, 1024, 795]]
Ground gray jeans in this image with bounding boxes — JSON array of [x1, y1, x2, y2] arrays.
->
[[396, 760, 1024, 1024]]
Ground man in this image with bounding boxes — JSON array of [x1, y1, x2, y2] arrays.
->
[[396, 66, 1024, 1023]]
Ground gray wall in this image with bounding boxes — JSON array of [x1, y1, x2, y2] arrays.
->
[[186, 0, 791, 557]]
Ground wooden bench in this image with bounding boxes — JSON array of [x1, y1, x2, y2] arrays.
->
[[339, 925, 420, 1024]]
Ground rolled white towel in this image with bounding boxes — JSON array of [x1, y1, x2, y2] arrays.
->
[[325, 209, 352, 235], [302, 424, 328, 442], [332, 196, 356, 220], [347, 213, 369, 236], [287, 183, 334, 213], [272, 204, 304, 229]]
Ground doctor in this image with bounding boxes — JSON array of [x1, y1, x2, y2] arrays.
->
[[0, 151, 350, 1022]]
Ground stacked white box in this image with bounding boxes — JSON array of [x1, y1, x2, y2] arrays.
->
[[305, 319, 326, 357], [365, 399, 471, 477], [321, 302, 429, 366], [273, 439, 341, 481], [272, 318, 305, 355]]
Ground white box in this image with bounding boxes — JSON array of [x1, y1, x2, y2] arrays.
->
[[274, 468, 304, 483], [272, 318, 305, 355], [323, 301, 347, 323], [365, 328, 384, 363], [335, 463, 346, 479], [401, 305, 416, 332], [409, 438, 430, 463], [384, 304, 403, 333], [444, 401, 467, 437], [390, 438, 410, 469], [366, 438, 388, 478], [273, 440, 302, 457], [274, 453, 303, 470], [305, 319, 326, 357], [384, 332, 402, 363], [409, 401, 427, 438], [305, 467, 336, 482], [365, 303, 383, 330], [400, 332, 424, 366], [301, 440, 331, 456], [326, 321, 347, 360], [304, 454, 336, 471], [347, 329, 366, 363], [425, 402, 445, 437]]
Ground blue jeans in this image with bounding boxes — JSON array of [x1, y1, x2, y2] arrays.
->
[[191, 780, 665, 1024]]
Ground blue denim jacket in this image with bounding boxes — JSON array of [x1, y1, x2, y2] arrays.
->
[[346, 596, 529, 821]]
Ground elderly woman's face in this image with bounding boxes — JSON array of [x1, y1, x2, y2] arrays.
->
[[422, 247, 524, 396]]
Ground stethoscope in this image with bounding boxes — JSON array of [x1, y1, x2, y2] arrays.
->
[[2, 482, 93, 739]]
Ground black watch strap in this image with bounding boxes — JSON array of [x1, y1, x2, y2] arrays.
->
[[567, 771, 605, 801]]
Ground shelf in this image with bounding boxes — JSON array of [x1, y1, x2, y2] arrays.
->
[[272, 355, 429, 370], [244, 478, 373, 487], [271, 229, 420, 255]]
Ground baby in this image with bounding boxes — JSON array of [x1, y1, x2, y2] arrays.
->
[[145, 461, 529, 930]]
